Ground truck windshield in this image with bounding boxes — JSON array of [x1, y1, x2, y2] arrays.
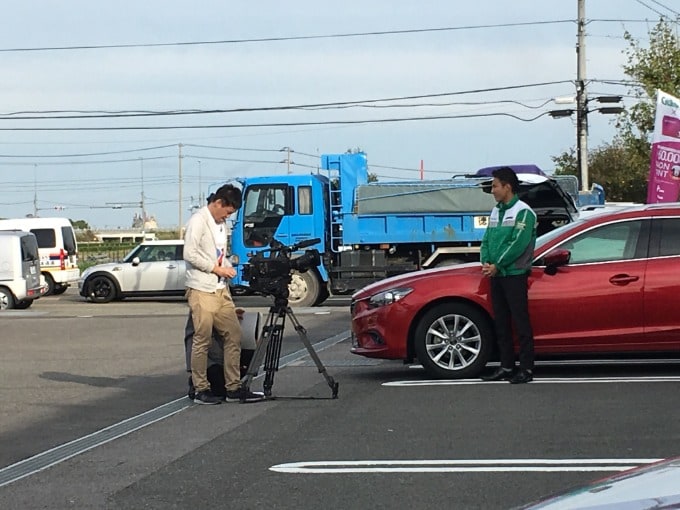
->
[[242, 185, 288, 247]]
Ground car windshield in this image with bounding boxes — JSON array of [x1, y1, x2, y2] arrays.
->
[[122, 245, 144, 262], [123, 244, 177, 263]]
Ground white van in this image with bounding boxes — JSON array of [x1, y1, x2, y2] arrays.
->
[[0, 217, 80, 295], [0, 230, 47, 309]]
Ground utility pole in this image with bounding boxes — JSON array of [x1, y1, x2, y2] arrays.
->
[[198, 160, 203, 203], [178, 143, 183, 231], [33, 164, 38, 217], [576, 0, 588, 191], [281, 146, 292, 174], [140, 157, 146, 224]]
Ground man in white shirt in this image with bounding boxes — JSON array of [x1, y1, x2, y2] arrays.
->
[[184, 184, 264, 404]]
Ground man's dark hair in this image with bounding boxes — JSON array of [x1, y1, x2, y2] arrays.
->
[[492, 166, 520, 193], [208, 184, 242, 209]]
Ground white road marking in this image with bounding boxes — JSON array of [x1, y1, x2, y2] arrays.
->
[[0, 330, 350, 488], [270, 458, 662, 474], [383, 376, 680, 387], [409, 359, 680, 369]]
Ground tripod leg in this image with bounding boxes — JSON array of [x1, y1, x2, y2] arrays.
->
[[241, 310, 277, 396], [286, 307, 339, 399], [262, 319, 285, 397]]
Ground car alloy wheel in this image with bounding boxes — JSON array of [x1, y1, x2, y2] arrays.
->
[[414, 303, 492, 379], [88, 275, 117, 303]]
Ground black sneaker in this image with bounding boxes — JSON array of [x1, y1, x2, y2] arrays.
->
[[225, 387, 266, 403], [193, 390, 222, 405]]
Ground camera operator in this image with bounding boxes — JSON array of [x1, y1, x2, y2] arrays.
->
[[184, 184, 264, 404]]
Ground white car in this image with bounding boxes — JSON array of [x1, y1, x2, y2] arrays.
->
[[79, 240, 186, 303]]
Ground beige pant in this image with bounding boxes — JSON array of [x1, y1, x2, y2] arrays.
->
[[187, 287, 242, 393]]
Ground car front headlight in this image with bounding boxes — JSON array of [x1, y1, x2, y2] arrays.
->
[[368, 287, 413, 308]]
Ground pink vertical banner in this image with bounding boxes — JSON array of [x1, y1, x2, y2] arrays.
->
[[647, 90, 680, 203]]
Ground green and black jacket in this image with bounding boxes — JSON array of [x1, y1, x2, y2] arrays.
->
[[480, 195, 537, 276]]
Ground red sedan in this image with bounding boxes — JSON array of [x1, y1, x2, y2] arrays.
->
[[350, 203, 680, 379]]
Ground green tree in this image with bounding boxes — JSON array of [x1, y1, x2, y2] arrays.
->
[[553, 140, 648, 202], [553, 18, 680, 203], [71, 219, 90, 230]]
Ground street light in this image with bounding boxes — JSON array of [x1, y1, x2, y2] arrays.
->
[[549, 95, 624, 190]]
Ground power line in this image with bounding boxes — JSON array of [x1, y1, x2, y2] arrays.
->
[[0, 155, 174, 165], [647, 0, 680, 17], [0, 81, 573, 120], [0, 18, 662, 55], [0, 20, 575, 53], [0, 110, 562, 132], [0, 144, 176, 158], [183, 144, 282, 153], [633, 0, 671, 18]]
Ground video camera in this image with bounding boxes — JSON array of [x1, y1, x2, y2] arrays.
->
[[241, 238, 321, 300]]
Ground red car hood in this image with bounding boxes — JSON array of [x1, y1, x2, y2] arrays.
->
[[352, 262, 482, 299]]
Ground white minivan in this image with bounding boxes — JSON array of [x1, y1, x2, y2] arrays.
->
[[0, 217, 80, 295], [0, 230, 47, 309]]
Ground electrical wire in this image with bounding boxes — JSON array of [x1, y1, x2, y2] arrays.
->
[[647, 0, 680, 16], [0, 110, 557, 132], [0, 81, 573, 120], [633, 0, 671, 18], [0, 20, 575, 53]]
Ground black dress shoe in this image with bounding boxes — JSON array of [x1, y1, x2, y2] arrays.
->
[[481, 368, 516, 381], [509, 369, 533, 384]]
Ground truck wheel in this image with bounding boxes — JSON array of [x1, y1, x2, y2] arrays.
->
[[314, 286, 330, 306], [413, 302, 493, 379], [87, 275, 118, 303], [14, 300, 33, 309], [0, 287, 16, 310], [288, 270, 319, 308], [43, 273, 56, 296]]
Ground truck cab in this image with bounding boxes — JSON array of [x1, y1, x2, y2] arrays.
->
[[230, 174, 329, 307]]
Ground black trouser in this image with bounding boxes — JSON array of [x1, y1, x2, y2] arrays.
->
[[490, 274, 534, 371]]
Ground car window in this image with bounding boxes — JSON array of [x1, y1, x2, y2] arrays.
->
[[61, 226, 77, 254], [136, 245, 171, 262], [655, 218, 680, 257], [30, 228, 56, 249], [559, 220, 643, 264]]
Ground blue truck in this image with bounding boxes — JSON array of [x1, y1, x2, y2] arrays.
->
[[229, 152, 578, 306]]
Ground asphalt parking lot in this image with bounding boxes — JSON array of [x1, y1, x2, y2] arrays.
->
[[1, 289, 679, 509]]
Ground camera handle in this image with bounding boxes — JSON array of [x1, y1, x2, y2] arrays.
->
[[239, 302, 339, 402]]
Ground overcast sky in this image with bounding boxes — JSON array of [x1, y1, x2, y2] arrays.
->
[[0, 0, 673, 229]]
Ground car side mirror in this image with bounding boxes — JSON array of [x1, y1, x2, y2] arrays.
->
[[543, 248, 570, 275], [131, 256, 141, 266]]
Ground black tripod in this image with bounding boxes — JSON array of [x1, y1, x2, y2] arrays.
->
[[240, 296, 339, 402]]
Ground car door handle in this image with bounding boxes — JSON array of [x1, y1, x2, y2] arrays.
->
[[609, 274, 639, 285], [166, 264, 177, 269]]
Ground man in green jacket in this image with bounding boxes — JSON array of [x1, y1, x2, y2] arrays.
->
[[480, 167, 537, 384]]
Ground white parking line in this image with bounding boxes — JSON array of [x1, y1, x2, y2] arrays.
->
[[270, 458, 662, 474], [0, 330, 350, 489], [383, 376, 680, 387]]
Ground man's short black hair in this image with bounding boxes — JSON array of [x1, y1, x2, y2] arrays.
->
[[208, 184, 242, 209], [491, 166, 520, 193]]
